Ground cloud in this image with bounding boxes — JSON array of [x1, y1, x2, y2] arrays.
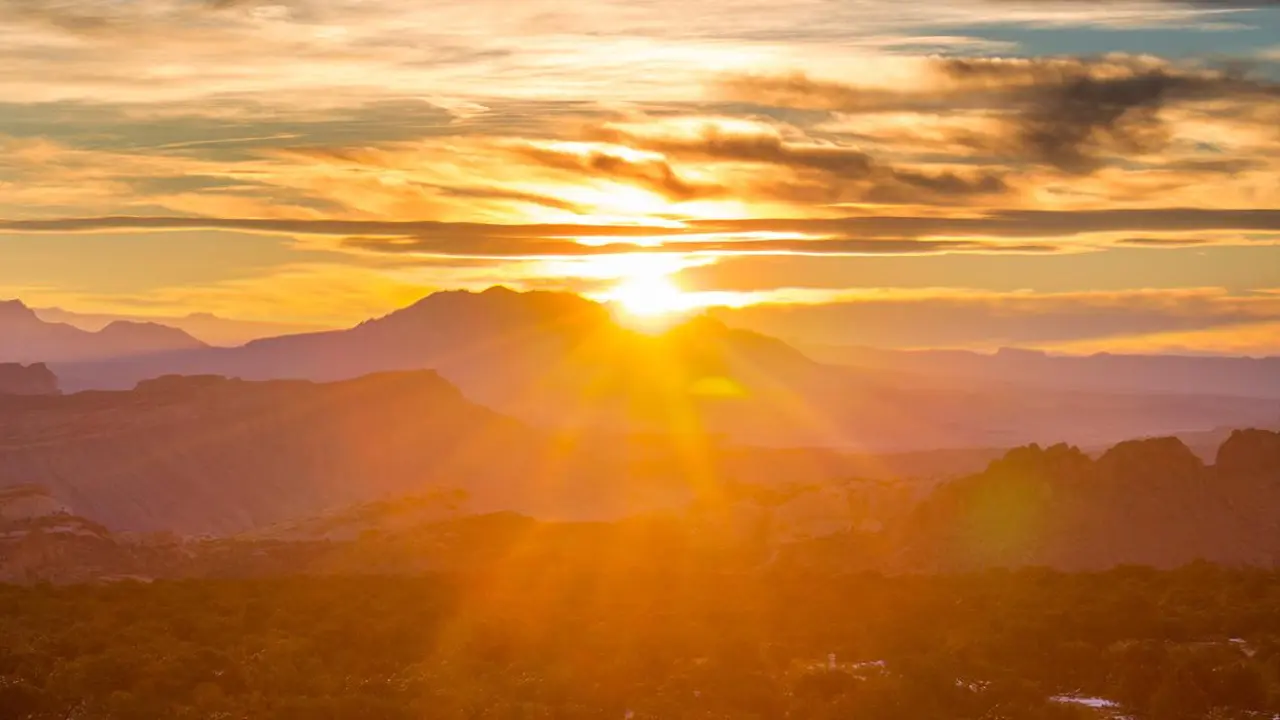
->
[[702, 208, 1280, 238], [509, 145, 727, 201], [3, 210, 1277, 265], [1117, 236, 1214, 246], [722, 55, 1280, 173], [940, 56, 1277, 173], [339, 234, 1053, 258], [4, 208, 1279, 240], [709, 286, 1280, 349], [591, 123, 1010, 201]]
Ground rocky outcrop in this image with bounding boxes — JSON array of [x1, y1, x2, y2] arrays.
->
[[0, 363, 60, 395], [1215, 429, 1280, 479], [894, 435, 1280, 571]]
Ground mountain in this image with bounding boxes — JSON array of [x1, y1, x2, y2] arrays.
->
[[0, 370, 913, 535], [48, 288, 1280, 451], [0, 363, 59, 395], [7, 429, 1280, 582], [879, 430, 1280, 571], [33, 306, 326, 346], [807, 345, 1280, 399], [0, 371, 537, 534], [0, 299, 206, 363]]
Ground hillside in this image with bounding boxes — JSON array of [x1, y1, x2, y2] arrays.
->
[[0, 371, 910, 535], [3, 430, 1279, 582], [0, 372, 551, 534]]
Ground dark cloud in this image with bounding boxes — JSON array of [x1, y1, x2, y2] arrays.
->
[[723, 57, 1280, 174], [338, 234, 1039, 258], [509, 146, 727, 201], [719, 73, 931, 115], [703, 208, 1280, 238], [3, 209, 1277, 248], [590, 126, 1009, 202], [1117, 237, 1213, 246], [594, 127, 878, 177], [939, 57, 1271, 173]]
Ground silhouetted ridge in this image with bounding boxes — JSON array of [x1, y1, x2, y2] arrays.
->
[[43, 287, 1280, 450], [0, 363, 60, 396], [380, 286, 609, 330], [1097, 436, 1204, 483], [0, 300, 206, 363], [1215, 429, 1280, 479], [0, 370, 518, 533], [896, 433, 1279, 571], [0, 299, 39, 323], [97, 319, 203, 343]]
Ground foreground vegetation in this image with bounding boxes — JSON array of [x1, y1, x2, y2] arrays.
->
[[4, 565, 1280, 719]]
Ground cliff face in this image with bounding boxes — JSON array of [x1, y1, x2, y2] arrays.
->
[[0, 363, 60, 396]]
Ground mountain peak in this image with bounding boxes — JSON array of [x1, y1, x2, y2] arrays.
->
[[0, 299, 39, 322], [383, 286, 608, 331], [0, 363, 60, 396]]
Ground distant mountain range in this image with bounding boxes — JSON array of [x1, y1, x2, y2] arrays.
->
[[23, 287, 1273, 451], [809, 344, 1280, 399], [32, 306, 326, 346], [0, 299, 206, 363], [0, 370, 918, 534]]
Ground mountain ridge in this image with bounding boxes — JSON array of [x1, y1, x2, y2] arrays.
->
[[0, 298, 207, 363], [35, 287, 1280, 451]]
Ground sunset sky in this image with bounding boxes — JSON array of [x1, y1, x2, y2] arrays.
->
[[1, 0, 1278, 353]]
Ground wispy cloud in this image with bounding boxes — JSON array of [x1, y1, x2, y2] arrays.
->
[[4, 208, 1279, 244], [711, 286, 1280, 350]]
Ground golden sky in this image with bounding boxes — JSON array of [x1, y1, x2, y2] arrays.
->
[[1, 0, 1279, 352]]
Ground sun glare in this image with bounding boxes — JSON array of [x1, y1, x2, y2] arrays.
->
[[610, 273, 691, 318]]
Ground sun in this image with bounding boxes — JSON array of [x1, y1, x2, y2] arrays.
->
[[610, 273, 691, 318]]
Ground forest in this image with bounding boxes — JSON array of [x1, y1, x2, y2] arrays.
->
[[4, 565, 1280, 719]]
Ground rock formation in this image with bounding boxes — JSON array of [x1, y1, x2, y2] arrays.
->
[[0, 363, 60, 395]]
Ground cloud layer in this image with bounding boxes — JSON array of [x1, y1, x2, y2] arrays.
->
[[1, 0, 1278, 352]]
